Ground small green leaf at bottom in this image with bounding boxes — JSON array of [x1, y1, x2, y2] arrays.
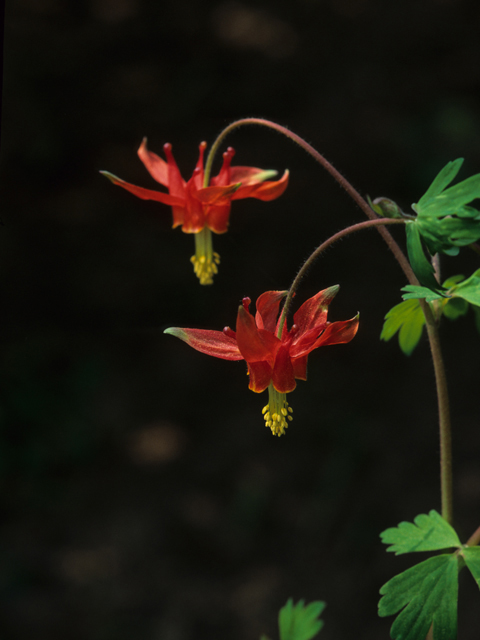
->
[[380, 509, 461, 554], [378, 554, 458, 640], [279, 599, 325, 640], [380, 298, 426, 356], [462, 546, 480, 590]]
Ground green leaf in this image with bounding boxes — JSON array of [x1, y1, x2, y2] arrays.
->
[[419, 173, 480, 218], [416, 158, 464, 209], [442, 274, 465, 288], [405, 222, 442, 291], [462, 547, 480, 590], [380, 298, 426, 356], [401, 285, 445, 303], [279, 599, 325, 640], [451, 268, 480, 306], [412, 160, 480, 256], [442, 297, 469, 320], [379, 554, 458, 640], [380, 510, 461, 555]]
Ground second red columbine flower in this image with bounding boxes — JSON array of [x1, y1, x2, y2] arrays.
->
[[165, 286, 359, 436], [101, 139, 289, 285]]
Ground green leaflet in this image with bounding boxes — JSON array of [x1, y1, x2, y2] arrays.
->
[[411, 159, 480, 257], [462, 547, 480, 589], [418, 173, 480, 218], [378, 554, 458, 640], [405, 222, 442, 291], [401, 285, 444, 303], [416, 158, 464, 209], [380, 510, 461, 555], [380, 298, 426, 356], [451, 268, 480, 306], [442, 297, 469, 320], [402, 272, 479, 323], [279, 599, 325, 640]]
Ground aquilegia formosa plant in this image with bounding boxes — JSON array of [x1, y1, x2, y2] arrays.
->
[[101, 138, 288, 284], [165, 287, 359, 436], [104, 117, 480, 640]]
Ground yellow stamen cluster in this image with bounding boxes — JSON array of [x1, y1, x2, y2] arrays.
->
[[262, 386, 293, 436], [190, 251, 220, 285]]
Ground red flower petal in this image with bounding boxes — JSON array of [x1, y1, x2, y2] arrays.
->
[[230, 167, 279, 185], [231, 170, 289, 201], [138, 138, 169, 186], [247, 361, 273, 393], [205, 203, 231, 234], [195, 183, 242, 205], [292, 354, 308, 381], [210, 147, 235, 187], [100, 172, 184, 205], [164, 327, 243, 360], [181, 180, 207, 233], [271, 344, 297, 393], [236, 301, 279, 363], [255, 290, 287, 333], [314, 315, 359, 347], [163, 143, 186, 200], [293, 285, 339, 337], [193, 142, 207, 189]]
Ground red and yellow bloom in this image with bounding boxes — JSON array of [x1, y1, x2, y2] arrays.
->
[[101, 139, 289, 285], [165, 286, 359, 436]]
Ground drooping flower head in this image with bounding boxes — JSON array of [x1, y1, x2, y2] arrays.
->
[[165, 286, 359, 436], [101, 140, 289, 285]]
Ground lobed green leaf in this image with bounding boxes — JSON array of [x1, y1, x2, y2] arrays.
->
[[442, 297, 469, 320], [416, 158, 464, 210], [401, 285, 444, 303], [279, 599, 325, 640], [380, 298, 426, 356], [380, 510, 461, 555], [405, 222, 442, 291], [379, 554, 458, 640], [419, 173, 480, 218], [462, 547, 480, 590], [450, 268, 480, 306]]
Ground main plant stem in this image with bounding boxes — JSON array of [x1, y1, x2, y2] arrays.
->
[[207, 117, 454, 524]]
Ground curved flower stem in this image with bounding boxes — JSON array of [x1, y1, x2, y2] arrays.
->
[[207, 117, 454, 523], [466, 524, 480, 547], [205, 118, 414, 278], [276, 218, 406, 336]]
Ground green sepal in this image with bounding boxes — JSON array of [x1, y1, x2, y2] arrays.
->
[[380, 298, 426, 356], [279, 599, 325, 640], [378, 554, 458, 640], [461, 547, 480, 590], [367, 195, 406, 219], [405, 222, 443, 292], [380, 510, 461, 555]]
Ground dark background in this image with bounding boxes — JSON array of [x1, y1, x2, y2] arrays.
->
[[1, 0, 480, 638]]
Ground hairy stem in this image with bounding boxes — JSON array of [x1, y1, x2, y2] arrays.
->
[[466, 524, 480, 547], [276, 218, 406, 337]]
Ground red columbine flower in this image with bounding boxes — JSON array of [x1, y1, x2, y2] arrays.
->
[[165, 286, 359, 436], [101, 139, 289, 285]]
